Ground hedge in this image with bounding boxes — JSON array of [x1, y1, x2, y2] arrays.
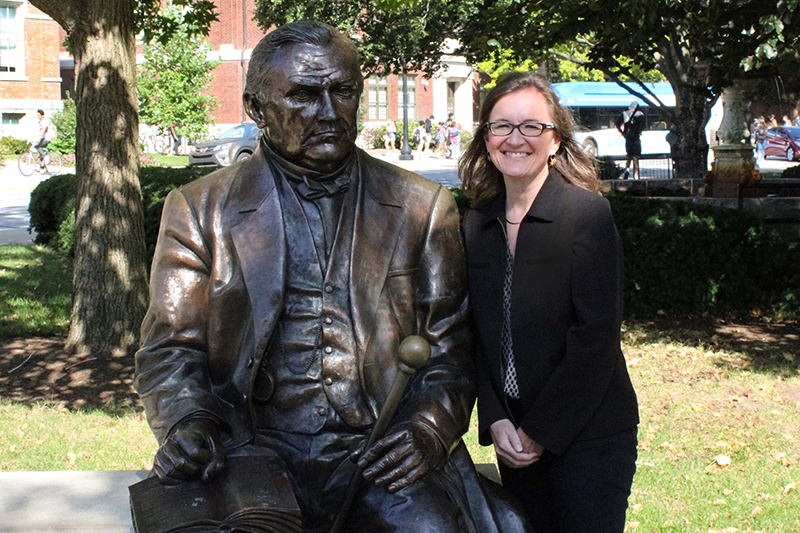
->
[[30, 170, 800, 319], [29, 166, 215, 261], [454, 190, 800, 319]]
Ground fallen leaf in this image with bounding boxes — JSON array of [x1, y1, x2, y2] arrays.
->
[[714, 455, 732, 466], [784, 481, 796, 494], [751, 506, 763, 517]]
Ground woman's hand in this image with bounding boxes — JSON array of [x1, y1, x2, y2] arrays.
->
[[490, 419, 542, 468]]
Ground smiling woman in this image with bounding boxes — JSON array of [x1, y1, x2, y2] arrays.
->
[[460, 71, 639, 533]]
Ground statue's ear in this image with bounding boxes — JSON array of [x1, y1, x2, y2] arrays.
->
[[243, 93, 267, 129]]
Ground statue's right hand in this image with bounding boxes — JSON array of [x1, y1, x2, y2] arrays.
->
[[152, 418, 226, 485]]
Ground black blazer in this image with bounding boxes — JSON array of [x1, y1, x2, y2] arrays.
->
[[463, 170, 639, 456]]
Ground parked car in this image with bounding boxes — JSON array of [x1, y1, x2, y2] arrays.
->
[[188, 122, 262, 167], [764, 126, 800, 161]]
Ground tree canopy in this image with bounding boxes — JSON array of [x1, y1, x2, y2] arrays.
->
[[458, 0, 800, 179], [138, 6, 219, 140], [252, 0, 463, 78]]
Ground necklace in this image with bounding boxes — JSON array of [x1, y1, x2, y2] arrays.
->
[[505, 217, 523, 225]]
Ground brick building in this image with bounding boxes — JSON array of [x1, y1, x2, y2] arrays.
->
[[55, 1, 480, 137], [0, 1, 62, 139]]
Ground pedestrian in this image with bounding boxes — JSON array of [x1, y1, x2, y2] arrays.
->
[[433, 122, 447, 158], [615, 102, 644, 179], [170, 120, 182, 155], [425, 115, 433, 150], [783, 115, 792, 127], [384, 119, 396, 153], [459, 70, 639, 533], [414, 120, 427, 155], [447, 120, 461, 160], [754, 118, 767, 161]]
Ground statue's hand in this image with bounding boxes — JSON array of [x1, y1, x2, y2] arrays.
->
[[152, 417, 226, 485], [357, 421, 444, 493]]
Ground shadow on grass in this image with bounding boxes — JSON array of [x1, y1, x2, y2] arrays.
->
[[0, 336, 140, 413], [626, 316, 800, 376]]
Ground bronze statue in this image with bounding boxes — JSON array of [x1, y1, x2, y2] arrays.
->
[[134, 20, 530, 533]]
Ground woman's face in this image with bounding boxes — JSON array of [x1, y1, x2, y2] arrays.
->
[[485, 88, 560, 184]]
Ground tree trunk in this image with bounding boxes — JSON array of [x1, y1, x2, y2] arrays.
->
[[671, 82, 713, 181], [65, 0, 148, 358]]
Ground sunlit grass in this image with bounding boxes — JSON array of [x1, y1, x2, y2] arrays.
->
[[0, 245, 71, 337]]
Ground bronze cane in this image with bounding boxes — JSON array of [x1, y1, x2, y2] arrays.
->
[[329, 335, 432, 533]]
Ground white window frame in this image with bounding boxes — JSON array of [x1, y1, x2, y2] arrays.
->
[[397, 80, 416, 121], [368, 76, 388, 121], [0, 2, 25, 80]]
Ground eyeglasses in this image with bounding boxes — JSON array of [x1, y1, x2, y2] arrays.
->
[[488, 121, 555, 137]]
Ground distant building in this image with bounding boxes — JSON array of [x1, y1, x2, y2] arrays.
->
[[0, 1, 62, 139], [56, 1, 480, 138]]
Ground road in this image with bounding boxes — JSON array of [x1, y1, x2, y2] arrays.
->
[[0, 151, 795, 247]]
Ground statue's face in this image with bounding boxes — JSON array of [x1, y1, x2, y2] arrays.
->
[[258, 42, 361, 172]]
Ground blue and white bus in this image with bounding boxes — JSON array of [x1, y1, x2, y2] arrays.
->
[[552, 82, 676, 157]]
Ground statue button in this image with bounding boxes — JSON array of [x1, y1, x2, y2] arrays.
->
[[324, 284, 334, 293], [324, 317, 333, 324], [317, 407, 326, 416], [324, 346, 333, 354], [324, 377, 333, 386], [246, 358, 254, 368]]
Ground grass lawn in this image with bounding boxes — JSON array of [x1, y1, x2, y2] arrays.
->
[[0, 243, 797, 531], [147, 154, 189, 167]]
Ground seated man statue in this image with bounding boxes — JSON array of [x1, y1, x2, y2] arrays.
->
[[134, 20, 529, 533]]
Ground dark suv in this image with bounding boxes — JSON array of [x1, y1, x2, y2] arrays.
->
[[188, 122, 262, 167]]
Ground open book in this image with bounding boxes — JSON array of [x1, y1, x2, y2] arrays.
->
[[129, 454, 302, 533]]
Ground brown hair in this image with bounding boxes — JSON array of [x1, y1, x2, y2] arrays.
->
[[459, 71, 598, 206]]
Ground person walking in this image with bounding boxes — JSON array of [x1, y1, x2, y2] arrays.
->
[[615, 102, 644, 179], [414, 120, 427, 156], [460, 71, 639, 533], [384, 119, 396, 153], [447, 120, 461, 160], [170, 121, 182, 155], [433, 122, 447, 158], [754, 118, 767, 162]]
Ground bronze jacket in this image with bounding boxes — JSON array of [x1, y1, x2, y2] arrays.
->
[[134, 144, 475, 452]]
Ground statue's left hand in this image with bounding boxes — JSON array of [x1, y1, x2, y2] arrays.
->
[[357, 421, 444, 493], [152, 417, 226, 485]]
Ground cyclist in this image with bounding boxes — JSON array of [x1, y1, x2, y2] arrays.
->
[[33, 109, 56, 164]]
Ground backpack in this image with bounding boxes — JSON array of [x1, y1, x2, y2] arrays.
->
[[45, 123, 57, 142], [413, 128, 421, 145]]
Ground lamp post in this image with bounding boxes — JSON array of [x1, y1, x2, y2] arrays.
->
[[399, 67, 413, 161]]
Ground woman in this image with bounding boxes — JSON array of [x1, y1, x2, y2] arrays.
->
[[460, 71, 639, 533], [433, 121, 447, 158], [384, 119, 396, 153]]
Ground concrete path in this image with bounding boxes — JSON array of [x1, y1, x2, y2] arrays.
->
[[0, 161, 66, 246], [0, 470, 148, 532]]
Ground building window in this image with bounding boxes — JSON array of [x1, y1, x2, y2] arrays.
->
[[0, 4, 23, 76], [2, 113, 23, 125], [398, 79, 416, 121], [368, 76, 388, 120]]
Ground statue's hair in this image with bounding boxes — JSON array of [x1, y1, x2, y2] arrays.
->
[[245, 21, 363, 101], [459, 71, 599, 206]]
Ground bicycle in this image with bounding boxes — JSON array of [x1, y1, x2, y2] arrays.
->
[[18, 145, 63, 176]]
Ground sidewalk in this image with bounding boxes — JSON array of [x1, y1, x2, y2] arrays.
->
[[0, 161, 55, 246]]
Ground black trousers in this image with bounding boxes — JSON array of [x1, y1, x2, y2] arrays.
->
[[498, 428, 637, 533]]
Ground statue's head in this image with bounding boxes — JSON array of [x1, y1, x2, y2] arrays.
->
[[244, 21, 363, 172]]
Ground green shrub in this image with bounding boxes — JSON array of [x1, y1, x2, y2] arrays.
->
[[28, 173, 76, 248], [610, 196, 799, 318], [49, 96, 76, 155], [780, 165, 800, 180], [451, 188, 800, 319], [599, 158, 623, 180], [0, 136, 31, 155], [29, 166, 215, 262]]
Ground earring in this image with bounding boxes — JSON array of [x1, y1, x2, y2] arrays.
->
[[548, 154, 556, 167]]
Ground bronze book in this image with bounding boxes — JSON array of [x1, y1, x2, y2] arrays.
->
[[129, 454, 302, 533]]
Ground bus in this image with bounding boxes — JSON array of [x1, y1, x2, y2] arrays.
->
[[552, 82, 676, 157]]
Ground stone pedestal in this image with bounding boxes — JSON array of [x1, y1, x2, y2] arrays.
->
[[705, 144, 758, 197]]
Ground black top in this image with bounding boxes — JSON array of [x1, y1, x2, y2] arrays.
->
[[463, 170, 639, 455]]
